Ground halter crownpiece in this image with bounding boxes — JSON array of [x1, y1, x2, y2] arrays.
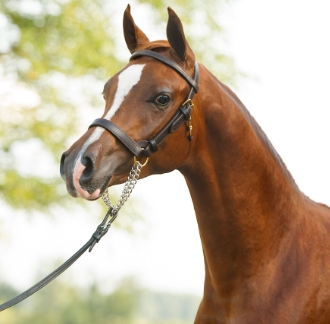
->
[[89, 50, 200, 158], [130, 50, 199, 93]]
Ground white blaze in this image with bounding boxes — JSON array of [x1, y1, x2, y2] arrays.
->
[[105, 64, 146, 120], [80, 64, 146, 152], [73, 64, 145, 198]]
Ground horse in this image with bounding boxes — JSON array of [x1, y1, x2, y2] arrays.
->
[[60, 5, 330, 323]]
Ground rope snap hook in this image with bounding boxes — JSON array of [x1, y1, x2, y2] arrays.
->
[[134, 155, 149, 167]]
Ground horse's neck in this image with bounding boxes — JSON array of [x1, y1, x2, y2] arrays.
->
[[180, 66, 303, 294]]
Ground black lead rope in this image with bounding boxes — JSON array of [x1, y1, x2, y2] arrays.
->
[[0, 207, 116, 312]]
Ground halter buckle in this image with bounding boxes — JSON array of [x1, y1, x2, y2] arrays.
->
[[181, 98, 194, 108]]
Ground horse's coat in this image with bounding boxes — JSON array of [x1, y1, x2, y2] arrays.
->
[[60, 5, 330, 323]]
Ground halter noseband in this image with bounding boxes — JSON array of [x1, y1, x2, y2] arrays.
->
[[89, 50, 200, 158]]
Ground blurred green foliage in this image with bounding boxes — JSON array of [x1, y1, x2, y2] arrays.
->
[[0, 278, 200, 323], [0, 0, 236, 212], [0, 0, 123, 211]]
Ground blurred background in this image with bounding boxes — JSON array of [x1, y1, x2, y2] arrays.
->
[[0, 0, 329, 323]]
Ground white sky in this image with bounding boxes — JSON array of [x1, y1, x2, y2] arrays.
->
[[1, 0, 330, 298]]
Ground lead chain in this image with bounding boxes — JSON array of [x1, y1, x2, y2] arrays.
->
[[101, 159, 146, 217]]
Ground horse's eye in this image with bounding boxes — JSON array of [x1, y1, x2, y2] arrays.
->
[[154, 94, 170, 106]]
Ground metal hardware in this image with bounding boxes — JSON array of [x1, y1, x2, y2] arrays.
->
[[133, 156, 149, 167], [181, 98, 194, 108], [187, 116, 193, 141], [181, 99, 194, 141], [101, 157, 148, 215]]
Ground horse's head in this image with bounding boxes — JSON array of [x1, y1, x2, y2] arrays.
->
[[60, 5, 198, 200]]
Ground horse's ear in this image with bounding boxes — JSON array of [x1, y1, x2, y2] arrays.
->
[[123, 4, 150, 54], [166, 7, 190, 62]]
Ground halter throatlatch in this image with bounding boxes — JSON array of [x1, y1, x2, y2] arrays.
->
[[89, 50, 200, 158]]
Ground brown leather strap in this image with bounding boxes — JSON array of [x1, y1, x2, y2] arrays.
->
[[89, 118, 144, 157], [130, 50, 199, 93], [136, 100, 194, 157], [89, 99, 193, 158], [89, 52, 200, 158]]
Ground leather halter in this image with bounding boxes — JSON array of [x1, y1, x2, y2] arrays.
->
[[0, 52, 199, 313], [89, 50, 200, 158]]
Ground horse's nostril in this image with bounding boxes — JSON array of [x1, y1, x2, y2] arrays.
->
[[80, 155, 94, 184], [60, 152, 67, 180]]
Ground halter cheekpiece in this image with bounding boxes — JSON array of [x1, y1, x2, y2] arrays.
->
[[89, 50, 200, 158]]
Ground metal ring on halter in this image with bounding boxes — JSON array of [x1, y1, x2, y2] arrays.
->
[[134, 156, 149, 167]]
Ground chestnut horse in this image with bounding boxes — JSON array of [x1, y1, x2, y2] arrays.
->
[[60, 5, 330, 323]]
